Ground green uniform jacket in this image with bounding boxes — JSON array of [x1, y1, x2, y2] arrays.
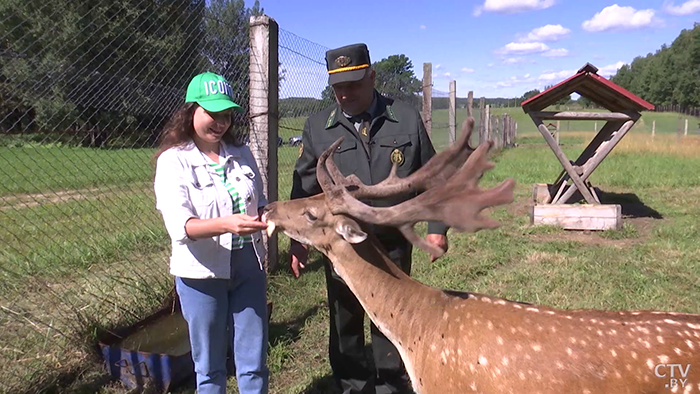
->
[[290, 92, 448, 242]]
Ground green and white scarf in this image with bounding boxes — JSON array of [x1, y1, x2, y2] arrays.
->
[[209, 162, 252, 250]]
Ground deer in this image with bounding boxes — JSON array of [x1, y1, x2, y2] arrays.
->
[[262, 118, 700, 394]]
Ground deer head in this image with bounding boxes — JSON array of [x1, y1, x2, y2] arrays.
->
[[264, 117, 516, 260]]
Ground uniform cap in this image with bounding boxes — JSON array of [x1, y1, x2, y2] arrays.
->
[[325, 43, 371, 85]]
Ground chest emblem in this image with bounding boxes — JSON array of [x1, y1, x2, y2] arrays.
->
[[390, 148, 404, 166]]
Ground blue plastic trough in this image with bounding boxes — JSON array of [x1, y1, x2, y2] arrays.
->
[[97, 302, 193, 393]]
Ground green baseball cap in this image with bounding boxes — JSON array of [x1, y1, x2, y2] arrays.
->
[[185, 72, 244, 113]]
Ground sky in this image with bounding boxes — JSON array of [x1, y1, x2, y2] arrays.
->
[[244, 0, 700, 99]]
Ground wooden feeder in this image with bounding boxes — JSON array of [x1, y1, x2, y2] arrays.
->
[[521, 63, 655, 231]]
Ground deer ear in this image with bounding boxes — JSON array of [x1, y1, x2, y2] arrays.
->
[[335, 218, 367, 244]]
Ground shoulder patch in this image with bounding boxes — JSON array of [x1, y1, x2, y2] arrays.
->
[[386, 105, 397, 121], [326, 109, 337, 129]]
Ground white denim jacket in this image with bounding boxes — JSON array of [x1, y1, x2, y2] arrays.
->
[[154, 140, 268, 279]]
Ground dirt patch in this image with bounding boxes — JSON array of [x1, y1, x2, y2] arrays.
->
[[508, 186, 662, 248], [528, 216, 658, 248], [506, 197, 532, 218], [1, 183, 151, 211]]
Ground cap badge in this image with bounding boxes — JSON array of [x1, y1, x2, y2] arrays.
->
[[335, 56, 351, 67]]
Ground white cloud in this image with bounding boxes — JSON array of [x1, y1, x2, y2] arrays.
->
[[495, 74, 536, 88], [542, 48, 570, 57], [487, 63, 495, 68], [534, 61, 625, 84], [420, 25, 427, 29], [582, 5, 658, 32], [597, 61, 627, 76], [435, 64, 443, 70], [474, 0, 556, 16], [519, 24, 571, 42], [663, 0, 700, 15], [461, 67, 475, 73], [538, 69, 577, 82], [503, 57, 534, 64], [499, 42, 550, 55], [444, 72, 452, 77]]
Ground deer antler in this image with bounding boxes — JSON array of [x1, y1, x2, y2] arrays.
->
[[323, 118, 478, 199], [317, 117, 516, 258]]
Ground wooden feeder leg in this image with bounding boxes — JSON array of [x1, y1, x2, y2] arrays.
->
[[529, 114, 597, 204], [555, 118, 637, 204]]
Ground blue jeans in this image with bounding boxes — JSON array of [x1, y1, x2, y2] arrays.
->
[[176, 244, 269, 394]]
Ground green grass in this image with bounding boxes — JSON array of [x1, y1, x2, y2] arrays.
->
[[0, 146, 156, 197], [1, 111, 699, 394]]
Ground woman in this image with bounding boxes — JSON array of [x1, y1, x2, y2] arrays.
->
[[154, 72, 269, 394]]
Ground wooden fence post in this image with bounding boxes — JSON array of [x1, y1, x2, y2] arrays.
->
[[478, 97, 485, 144], [482, 104, 490, 144], [448, 80, 456, 144], [467, 91, 473, 119], [422, 62, 432, 139], [502, 114, 508, 148], [490, 114, 499, 148], [249, 15, 279, 272]]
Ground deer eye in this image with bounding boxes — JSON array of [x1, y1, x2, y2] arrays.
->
[[303, 210, 318, 222]]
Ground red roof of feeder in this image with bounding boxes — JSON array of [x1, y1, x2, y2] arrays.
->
[[520, 63, 655, 113]]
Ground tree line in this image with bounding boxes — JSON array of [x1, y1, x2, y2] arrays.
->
[[0, 0, 262, 147], [610, 23, 699, 109]]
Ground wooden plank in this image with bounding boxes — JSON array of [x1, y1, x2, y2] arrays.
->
[[575, 83, 637, 113], [523, 77, 585, 112], [533, 183, 553, 204], [530, 111, 633, 121], [555, 119, 636, 204], [529, 114, 597, 204], [551, 119, 621, 188], [530, 204, 622, 231]]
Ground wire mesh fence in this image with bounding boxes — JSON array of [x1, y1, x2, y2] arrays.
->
[[1, 2, 490, 392], [0, 0, 260, 392], [277, 29, 330, 200]]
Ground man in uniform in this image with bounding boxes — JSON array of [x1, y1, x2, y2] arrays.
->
[[289, 43, 448, 394]]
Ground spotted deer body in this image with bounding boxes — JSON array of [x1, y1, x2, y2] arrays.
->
[[263, 119, 700, 394]]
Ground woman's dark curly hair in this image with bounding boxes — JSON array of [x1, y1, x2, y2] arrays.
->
[[155, 102, 249, 159]]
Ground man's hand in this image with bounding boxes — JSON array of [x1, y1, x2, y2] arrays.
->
[[426, 234, 448, 262], [290, 241, 309, 278]]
